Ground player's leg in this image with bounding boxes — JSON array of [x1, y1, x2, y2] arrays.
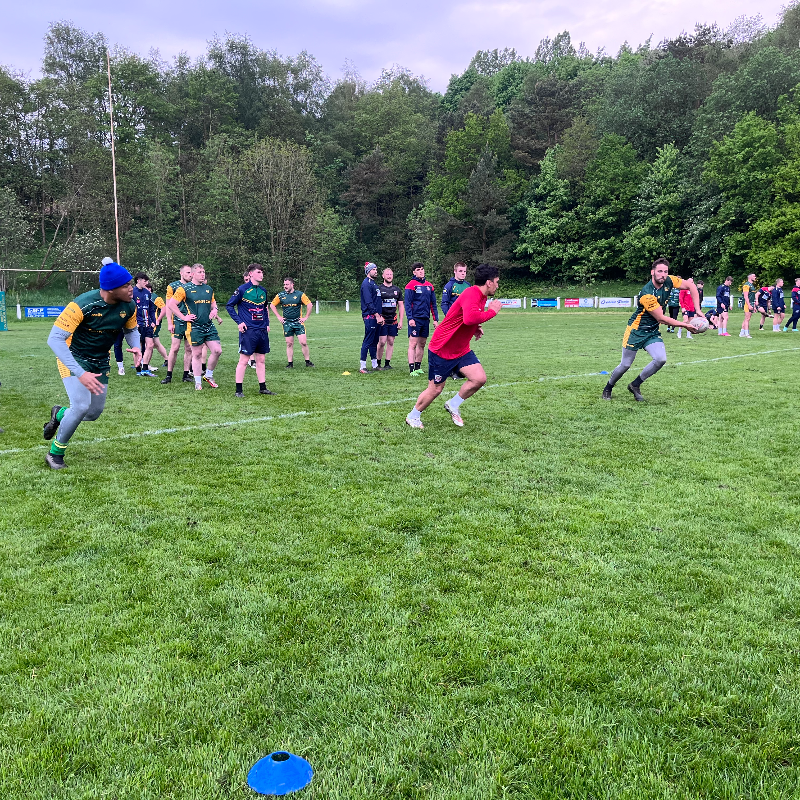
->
[[297, 333, 312, 366], [385, 334, 395, 366], [415, 337, 427, 374], [205, 340, 221, 374], [360, 319, 378, 372], [234, 351, 250, 396], [368, 325, 378, 370], [191, 335, 204, 390], [407, 329, 416, 374], [153, 335, 168, 360], [377, 334, 387, 365], [407, 378, 446, 428], [741, 305, 751, 336], [626, 342, 667, 401], [441, 358, 486, 427], [774, 309, 784, 331], [603, 349, 637, 398], [285, 333, 294, 367], [138, 327, 155, 374], [44, 376, 108, 468]]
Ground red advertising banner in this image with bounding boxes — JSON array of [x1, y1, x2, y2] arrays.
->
[[564, 298, 579, 307]]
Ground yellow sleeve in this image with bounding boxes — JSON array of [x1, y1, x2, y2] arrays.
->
[[211, 293, 216, 304], [271, 295, 281, 307], [300, 293, 311, 305], [639, 294, 660, 312], [166, 285, 174, 301], [154, 296, 165, 309], [669, 275, 683, 289], [54, 302, 84, 333], [172, 286, 186, 304], [124, 313, 138, 331]]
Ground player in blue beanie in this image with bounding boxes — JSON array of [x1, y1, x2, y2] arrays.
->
[[41, 256, 142, 469]]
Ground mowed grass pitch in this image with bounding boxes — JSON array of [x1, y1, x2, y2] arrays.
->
[[1, 310, 800, 800]]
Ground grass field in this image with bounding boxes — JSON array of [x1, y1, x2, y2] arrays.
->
[[2, 309, 800, 799]]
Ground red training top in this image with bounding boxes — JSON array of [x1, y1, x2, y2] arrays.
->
[[679, 289, 695, 312], [428, 284, 498, 360]]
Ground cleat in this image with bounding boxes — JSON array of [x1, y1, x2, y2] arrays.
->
[[194, 383, 202, 391], [305, 361, 315, 367], [182, 374, 194, 383], [443, 400, 464, 427], [259, 387, 275, 395], [602, 386, 612, 400], [382, 364, 393, 370], [148, 366, 158, 372], [160, 376, 172, 384], [43, 406, 63, 440], [234, 391, 245, 398], [405, 414, 424, 429], [285, 363, 293, 368], [359, 368, 370, 374], [721, 332, 731, 336], [202, 376, 218, 388], [117, 366, 125, 376], [45, 452, 67, 470], [627, 382, 645, 402], [137, 369, 154, 377]]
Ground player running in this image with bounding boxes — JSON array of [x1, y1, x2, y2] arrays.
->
[[226, 263, 275, 397], [167, 264, 223, 390], [269, 277, 314, 369], [406, 264, 501, 429], [42, 258, 141, 470], [740, 273, 756, 338], [359, 262, 384, 374], [441, 262, 470, 316], [161, 265, 195, 385], [715, 276, 732, 336], [376, 267, 403, 369], [404, 262, 439, 376], [784, 278, 800, 331], [771, 279, 786, 331], [602, 258, 703, 402]]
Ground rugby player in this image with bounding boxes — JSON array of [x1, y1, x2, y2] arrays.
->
[[441, 262, 470, 316], [740, 273, 756, 338], [756, 284, 773, 330], [132, 272, 156, 375], [677, 284, 696, 340], [376, 267, 403, 369], [406, 263, 501, 429], [715, 276, 732, 336], [226, 263, 274, 397], [146, 281, 169, 367], [602, 258, 703, 401], [404, 262, 439, 375], [161, 265, 195, 384], [269, 277, 314, 368], [42, 258, 141, 469], [359, 262, 384, 373], [167, 264, 223, 390], [771, 279, 786, 331], [666, 283, 681, 332], [784, 278, 800, 331]]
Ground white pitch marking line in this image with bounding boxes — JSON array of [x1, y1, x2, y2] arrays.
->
[[2, 346, 798, 457]]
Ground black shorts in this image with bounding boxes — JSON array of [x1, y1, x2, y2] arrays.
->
[[682, 310, 695, 319], [758, 304, 770, 314], [378, 321, 398, 338], [774, 305, 785, 313], [428, 349, 480, 384], [716, 305, 729, 315], [408, 318, 430, 338], [239, 328, 270, 355], [138, 324, 154, 340]]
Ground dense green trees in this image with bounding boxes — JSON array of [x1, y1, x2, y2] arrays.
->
[[3, 8, 800, 297]]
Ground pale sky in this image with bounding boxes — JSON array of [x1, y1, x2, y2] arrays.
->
[[1, 0, 788, 91]]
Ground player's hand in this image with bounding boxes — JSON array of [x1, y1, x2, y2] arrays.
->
[[474, 327, 484, 341], [167, 323, 174, 333], [184, 313, 197, 321], [238, 322, 247, 332], [409, 319, 416, 327], [488, 299, 502, 313], [376, 314, 384, 324], [278, 317, 285, 324], [78, 371, 106, 395], [300, 317, 307, 324]]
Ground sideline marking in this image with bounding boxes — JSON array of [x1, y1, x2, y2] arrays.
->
[[2, 346, 798, 457]]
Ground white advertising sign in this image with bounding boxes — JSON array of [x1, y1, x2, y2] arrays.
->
[[598, 297, 632, 308], [499, 298, 522, 309]]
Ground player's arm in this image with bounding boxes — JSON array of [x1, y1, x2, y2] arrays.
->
[[270, 296, 284, 323], [301, 294, 312, 323], [463, 293, 501, 326], [47, 303, 108, 394], [167, 287, 195, 322], [226, 288, 246, 331], [430, 286, 439, 324], [441, 282, 452, 316], [404, 287, 415, 327], [210, 294, 222, 323], [641, 296, 695, 329], [396, 298, 404, 328]]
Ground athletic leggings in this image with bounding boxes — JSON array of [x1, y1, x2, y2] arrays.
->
[[787, 308, 800, 330], [607, 342, 667, 387], [668, 306, 680, 321], [55, 376, 108, 445], [113, 330, 124, 363]]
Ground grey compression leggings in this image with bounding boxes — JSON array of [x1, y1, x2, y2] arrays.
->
[[55, 376, 108, 445], [607, 342, 667, 387]]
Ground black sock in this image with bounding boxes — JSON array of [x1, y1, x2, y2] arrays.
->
[[287, 362, 293, 367], [631, 376, 643, 388], [259, 382, 266, 390], [409, 363, 414, 374], [163, 359, 168, 366], [166, 370, 173, 379], [305, 359, 311, 366], [136, 365, 141, 373], [604, 381, 613, 391], [142, 363, 149, 371], [415, 362, 421, 371], [385, 359, 391, 367], [202, 363, 207, 372], [236, 382, 243, 393], [183, 370, 190, 378]]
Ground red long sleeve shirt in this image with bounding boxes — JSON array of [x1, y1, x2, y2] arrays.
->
[[428, 284, 497, 359]]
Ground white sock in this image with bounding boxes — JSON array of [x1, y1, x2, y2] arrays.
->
[[194, 375, 202, 385], [408, 407, 421, 420], [448, 393, 465, 411], [371, 359, 378, 368], [677, 329, 682, 338], [360, 360, 367, 369], [205, 369, 213, 378], [116, 361, 123, 367]]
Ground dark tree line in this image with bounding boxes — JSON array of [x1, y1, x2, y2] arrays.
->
[[2, 8, 800, 298]]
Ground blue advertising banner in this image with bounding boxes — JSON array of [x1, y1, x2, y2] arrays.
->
[[25, 306, 65, 318], [535, 298, 558, 308]]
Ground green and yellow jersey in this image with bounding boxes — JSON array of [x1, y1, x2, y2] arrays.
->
[[271, 290, 310, 322], [742, 281, 756, 309], [166, 280, 189, 314], [622, 275, 683, 350], [171, 283, 216, 327], [53, 289, 137, 378]]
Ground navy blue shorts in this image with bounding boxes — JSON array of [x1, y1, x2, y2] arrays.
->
[[428, 349, 480, 385], [408, 318, 430, 338], [138, 324, 154, 340], [716, 305, 729, 315], [774, 305, 785, 313], [378, 322, 398, 338], [758, 303, 769, 313], [239, 328, 270, 355]]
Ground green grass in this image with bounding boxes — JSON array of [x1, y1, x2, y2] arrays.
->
[[1, 310, 800, 799]]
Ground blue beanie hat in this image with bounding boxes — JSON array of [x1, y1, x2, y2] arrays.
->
[[99, 257, 133, 291], [364, 261, 377, 275]]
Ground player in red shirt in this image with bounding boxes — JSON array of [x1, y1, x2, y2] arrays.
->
[[405, 263, 502, 429], [678, 287, 696, 339]]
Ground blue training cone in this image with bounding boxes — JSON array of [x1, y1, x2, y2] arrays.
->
[[599, 371, 608, 375], [247, 751, 313, 796]]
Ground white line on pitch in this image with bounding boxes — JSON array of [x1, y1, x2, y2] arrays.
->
[[1, 345, 797, 457]]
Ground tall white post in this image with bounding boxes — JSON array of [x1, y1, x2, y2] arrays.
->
[[315, 300, 319, 314], [17, 303, 22, 320], [345, 300, 349, 312]]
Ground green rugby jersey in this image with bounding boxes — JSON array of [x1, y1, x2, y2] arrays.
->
[[742, 281, 756, 308], [172, 283, 216, 326], [626, 275, 683, 335], [271, 289, 310, 321], [54, 289, 137, 376], [166, 279, 190, 314]]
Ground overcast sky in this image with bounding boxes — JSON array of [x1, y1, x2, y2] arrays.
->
[[1, 1, 787, 91]]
